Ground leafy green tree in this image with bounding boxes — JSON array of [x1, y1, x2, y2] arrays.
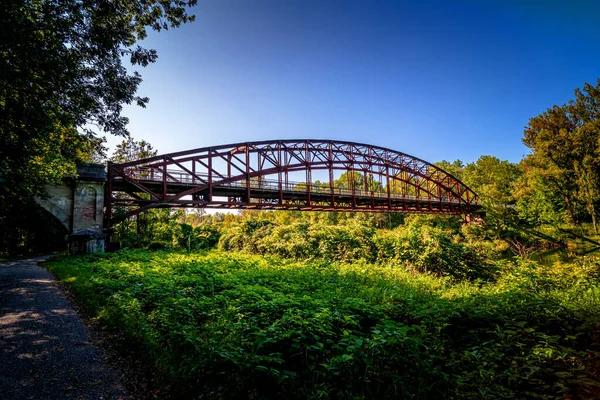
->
[[462, 156, 521, 231], [335, 171, 382, 192], [513, 169, 565, 227], [0, 0, 195, 254], [435, 159, 464, 181], [110, 138, 179, 245], [110, 137, 157, 163], [463, 156, 520, 207], [522, 80, 600, 230], [1, 0, 196, 200]]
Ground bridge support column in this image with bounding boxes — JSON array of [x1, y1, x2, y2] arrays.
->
[[36, 164, 107, 254], [69, 165, 107, 254]]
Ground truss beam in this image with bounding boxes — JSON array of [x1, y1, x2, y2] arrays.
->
[[105, 139, 480, 228]]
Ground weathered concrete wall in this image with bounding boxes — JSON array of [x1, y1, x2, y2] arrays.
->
[[72, 182, 104, 232], [36, 184, 73, 231], [36, 165, 106, 233]]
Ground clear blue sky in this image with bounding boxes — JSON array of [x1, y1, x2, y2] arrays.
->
[[112, 0, 600, 164]]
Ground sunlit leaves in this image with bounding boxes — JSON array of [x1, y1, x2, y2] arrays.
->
[[1, 0, 196, 200], [45, 250, 600, 399], [522, 79, 600, 229]]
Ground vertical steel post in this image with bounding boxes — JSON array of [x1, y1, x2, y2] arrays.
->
[[350, 162, 356, 208], [245, 145, 250, 205], [208, 151, 213, 202], [457, 183, 462, 213], [403, 173, 408, 211], [227, 152, 232, 204], [257, 151, 262, 189], [162, 157, 167, 200], [427, 177, 432, 211], [192, 159, 196, 184], [104, 161, 113, 238], [284, 150, 289, 191], [278, 143, 283, 205], [416, 180, 420, 211], [438, 175, 443, 211], [386, 165, 391, 209], [329, 143, 335, 207], [305, 142, 311, 206]]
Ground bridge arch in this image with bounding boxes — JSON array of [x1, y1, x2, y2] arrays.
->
[[106, 139, 479, 228]]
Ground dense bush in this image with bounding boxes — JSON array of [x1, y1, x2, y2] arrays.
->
[[193, 224, 221, 249], [147, 241, 168, 250], [46, 250, 600, 399], [373, 225, 492, 280], [218, 219, 488, 281]]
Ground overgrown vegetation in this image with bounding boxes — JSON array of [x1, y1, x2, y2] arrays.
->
[[46, 249, 600, 399], [0, 0, 196, 257]]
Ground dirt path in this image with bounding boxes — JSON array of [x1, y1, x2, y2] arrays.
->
[[0, 257, 127, 399]]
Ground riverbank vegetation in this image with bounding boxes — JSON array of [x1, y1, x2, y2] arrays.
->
[[46, 249, 600, 399], [3, 4, 600, 396], [43, 80, 600, 398], [97, 80, 600, 264]]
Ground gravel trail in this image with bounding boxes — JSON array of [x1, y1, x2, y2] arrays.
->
[[0, 257, 127, 400]]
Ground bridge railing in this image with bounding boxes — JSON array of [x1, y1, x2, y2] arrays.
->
[[116, 167, 463, 204]]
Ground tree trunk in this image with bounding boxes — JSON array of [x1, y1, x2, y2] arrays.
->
[[565, 196, 577, 225], [590, 203, 598, 234]]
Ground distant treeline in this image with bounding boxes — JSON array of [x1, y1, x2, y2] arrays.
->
[[3, 81, 600, 257]]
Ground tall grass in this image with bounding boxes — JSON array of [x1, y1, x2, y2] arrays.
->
[[46, 250, 600, 399]]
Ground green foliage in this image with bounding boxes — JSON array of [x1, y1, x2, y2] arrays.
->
[[215, 215, 487, 281], [335, 171, 382, 192], [148, 241, 168, 250], [522, 79, 600, 230], [374, 225, 491, 281], [0, 197, 68, 257], [434, 159, 465, 181], [110, 137, 158, 164], [116, 208, 180, 249], [172, 223, 194, 250], [1, 0, 196, 200], [193, 224, 221, 250], [46, 250, 600, 399]]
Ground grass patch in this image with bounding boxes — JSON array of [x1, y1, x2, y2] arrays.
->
[[45, 250, 600, 399]]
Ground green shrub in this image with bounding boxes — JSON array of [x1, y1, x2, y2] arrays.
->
[[45, 250, 600, 399], [193, 224, 220, 249], [172, 223, 194, 249], [147, 241, 169, 250], [374, 225, 491, 281]]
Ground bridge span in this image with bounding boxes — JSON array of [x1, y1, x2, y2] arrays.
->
[[106, 139, 480, 229]]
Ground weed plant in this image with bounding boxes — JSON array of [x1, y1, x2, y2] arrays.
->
[[46, 250, 600, 399]]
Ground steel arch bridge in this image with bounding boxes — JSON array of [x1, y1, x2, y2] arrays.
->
[[105, 139, 480, 228]]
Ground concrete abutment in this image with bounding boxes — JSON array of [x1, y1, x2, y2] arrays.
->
[[36, 164, 107, 254]]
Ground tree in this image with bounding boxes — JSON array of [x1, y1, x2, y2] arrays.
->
[[463, 156, 520, 207], [435, 160, 464, 181], [335, 171, 382, 192], [1, 0, 196, 200], [462, 156, 521, 230], [522, 80, 600, 231], [110, 137, 158, 164], [513, 166, 565, 227], [110, 138, 160, 237]]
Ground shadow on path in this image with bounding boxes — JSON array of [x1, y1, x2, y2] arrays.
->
[[0, 257, 126, 399]]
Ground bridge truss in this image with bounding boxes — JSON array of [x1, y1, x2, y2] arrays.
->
[[105, 139, 480, 228]]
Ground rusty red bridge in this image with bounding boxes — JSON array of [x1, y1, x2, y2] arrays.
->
[[105, 139, 480, 228]]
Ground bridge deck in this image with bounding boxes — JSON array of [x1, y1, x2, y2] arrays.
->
[[111, 171, 478, 214], [105, 140, 481, 225]]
